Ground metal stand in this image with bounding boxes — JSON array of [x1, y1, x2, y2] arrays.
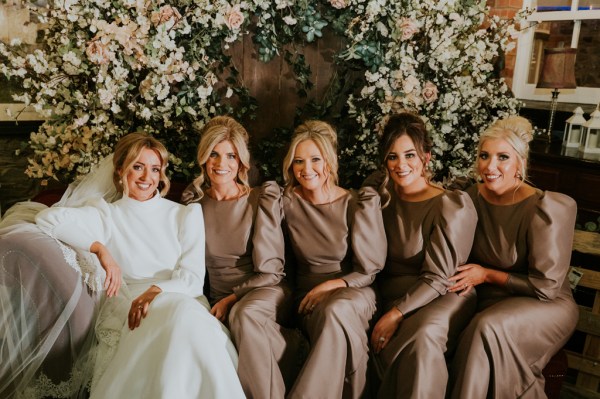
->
[[546, 88, 560, 144]]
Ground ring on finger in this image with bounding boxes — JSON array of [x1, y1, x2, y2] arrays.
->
[[378, 337, 386, 342]]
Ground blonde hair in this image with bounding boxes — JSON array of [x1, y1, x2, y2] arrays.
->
[[185, 116, 251, 203], [476, 115, 533, 181], [113, 132, 170, 197], [282, 120, 339, 194]]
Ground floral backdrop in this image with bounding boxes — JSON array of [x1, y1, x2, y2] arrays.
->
[[0, 0, 524, 187]]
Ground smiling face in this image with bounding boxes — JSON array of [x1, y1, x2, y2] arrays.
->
[[292, 139, 329, 195], [385, 134, 429, 191], [205, 140, 239, 189], [477, 137, 522, 197], [122, 147, 161, 201]]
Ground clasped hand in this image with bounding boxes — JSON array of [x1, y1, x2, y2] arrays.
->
[[448, 263, 487, 296]]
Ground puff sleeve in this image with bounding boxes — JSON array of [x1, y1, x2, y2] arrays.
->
[[233, 181, 286, 297], [506, 192, 576, 300], [393, 191, 477, 316], [344, 186, 387, 288]]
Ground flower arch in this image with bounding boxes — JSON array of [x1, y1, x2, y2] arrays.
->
[[0, 0, 523, 186]]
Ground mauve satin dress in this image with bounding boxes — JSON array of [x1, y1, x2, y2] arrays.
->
[[282, 186, 386, 399], [449, 186, 579, 398], [201, 181, 301, 399], [373, 186, 478, 399]]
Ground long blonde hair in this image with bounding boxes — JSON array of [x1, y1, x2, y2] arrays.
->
[[185, 116, 251, 203], [282, 120, 339, 195], [113, 132, 170, 197]]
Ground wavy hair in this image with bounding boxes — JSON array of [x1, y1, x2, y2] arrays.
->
[[113, 132, 170, 197], [377, 112, 432, 208], [184, 116, 251, 203]]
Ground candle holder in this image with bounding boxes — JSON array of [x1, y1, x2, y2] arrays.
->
[[563, 106, 586, 148], [580, 108, 600, 157]]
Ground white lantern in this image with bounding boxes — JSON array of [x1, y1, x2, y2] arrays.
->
[[580, 109, 600, 155], [563, 107, 586, 148]]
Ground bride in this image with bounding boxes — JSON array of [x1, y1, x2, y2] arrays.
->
[[35, 132, 244, 398]]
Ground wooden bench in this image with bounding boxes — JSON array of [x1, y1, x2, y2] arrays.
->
[[563, 230, 600, 397]]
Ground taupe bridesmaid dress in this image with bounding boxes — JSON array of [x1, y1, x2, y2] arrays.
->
[[282, 186, 386, 399], [449, 186, 579, 398], [373, 186, 478, 399], [201, 181, 301, 399]]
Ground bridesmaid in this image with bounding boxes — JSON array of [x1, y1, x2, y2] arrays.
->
[[448, 116, 579, 398], [280, 120, 386, 399], [366, 112, 478, 398], [183, 116, 301, 399]]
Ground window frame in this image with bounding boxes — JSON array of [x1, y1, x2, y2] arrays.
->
[[512, 0, 600, 105]]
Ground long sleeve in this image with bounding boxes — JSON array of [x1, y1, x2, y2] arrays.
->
[[506, 192, 577, 300], [344, 186, 386, 288], [155, 203, 205, 297], [393, 191, 477, 316], [35, 198, 111, 251], [233, 181, 285, 297]]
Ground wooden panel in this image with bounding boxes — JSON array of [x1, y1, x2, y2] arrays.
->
[[578, 267, 600, 291], [579, 306, 600, 336], [574, 231, 600, 258], [577, 290, 600, 390], [529, 164, 561, 191], [573, 173, 600, 210], [567, 351, 600, 378]]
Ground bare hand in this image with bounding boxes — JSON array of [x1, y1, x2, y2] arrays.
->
[[371, 307, 403, 354], [448, 263, 487, 296], [90, 241, 122, 297], [129, 285, 162, 330], [298, 279, 347, 315], [210, 293, 238, 323]]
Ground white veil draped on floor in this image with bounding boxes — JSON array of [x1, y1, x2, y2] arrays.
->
[[0, 155, 119, 398]]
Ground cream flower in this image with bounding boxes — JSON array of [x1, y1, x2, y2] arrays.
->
[[398, 18, 418, 41], [330, 0, 348, 9], [85, 40, 111, 64], [151, 5, 182, 27]]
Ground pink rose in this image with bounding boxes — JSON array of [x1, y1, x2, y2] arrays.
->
[[86, 40, 110, 65], [398, 17, 418, 41], [330, 0, 348, 9], [151, 5, 182, 27], [225, 5, 244, 30], [422, 81, 438, 104]]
